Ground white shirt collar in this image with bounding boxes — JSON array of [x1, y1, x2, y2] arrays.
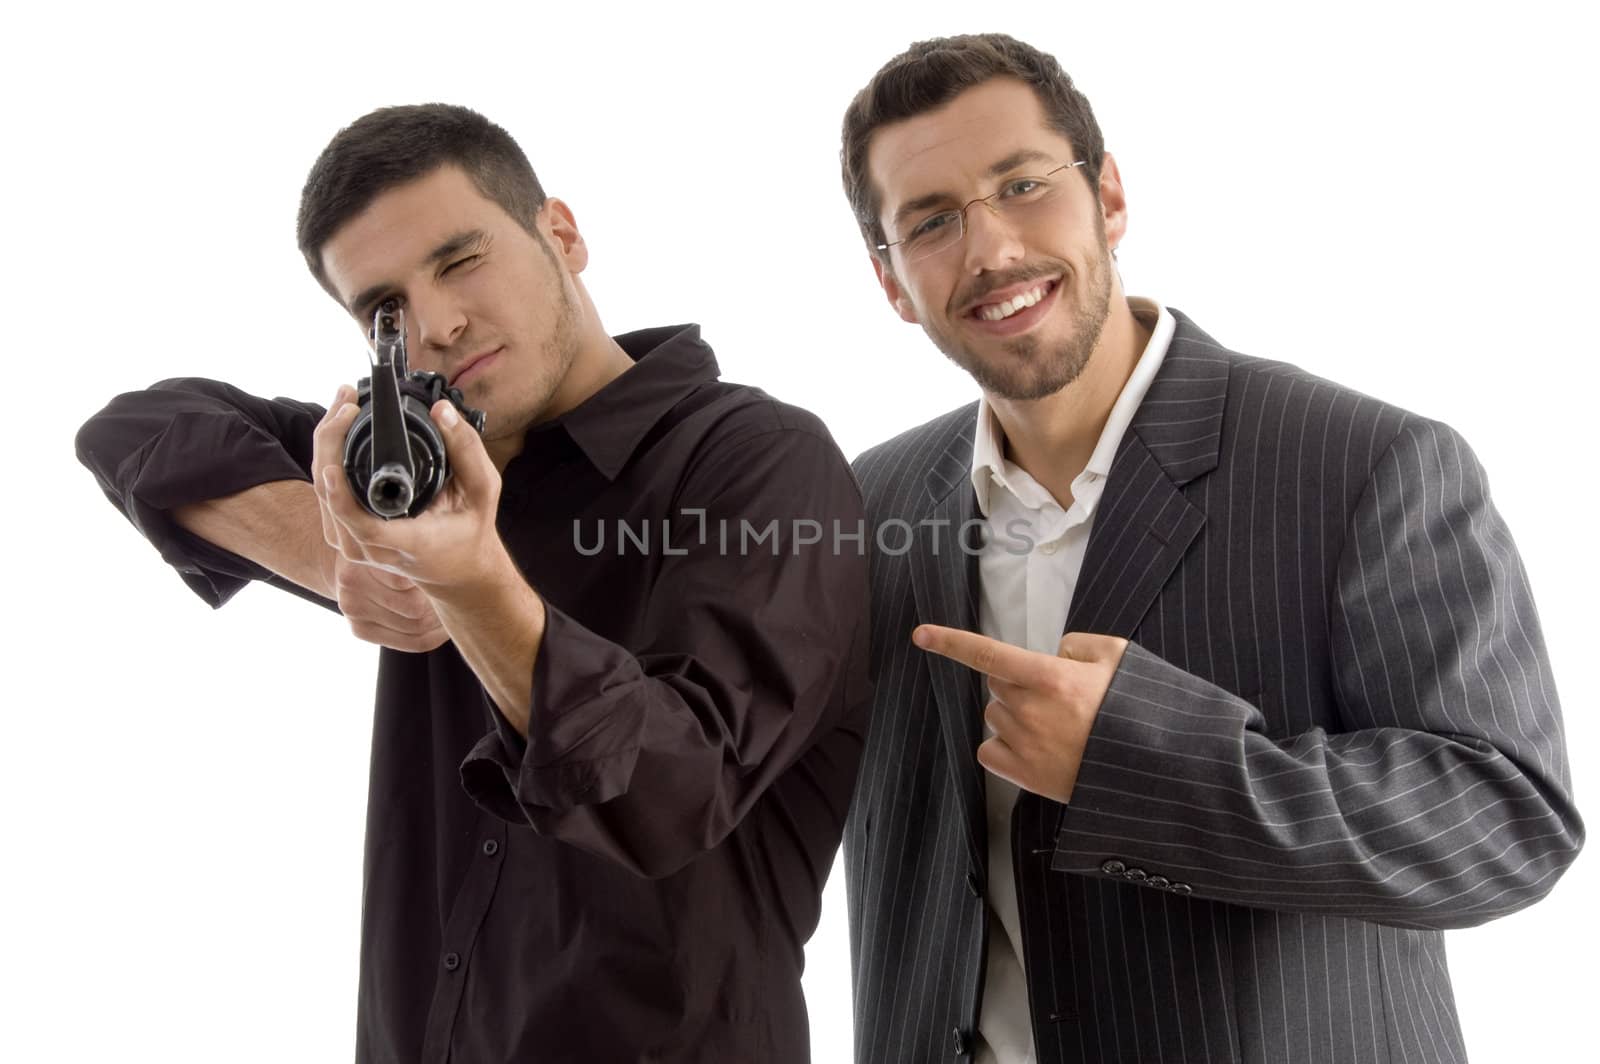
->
[[971, 297, 1176, 517]]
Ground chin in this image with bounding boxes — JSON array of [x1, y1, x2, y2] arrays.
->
[[980, 366, 1086, 403], [934, 327, 1087, 402]]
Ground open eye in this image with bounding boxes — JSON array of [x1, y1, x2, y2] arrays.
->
[[365, 297, 404, 336], [907, 211, 960, 243], [1001, 177, 1045, 199]]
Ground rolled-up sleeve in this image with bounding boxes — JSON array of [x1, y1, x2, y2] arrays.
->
[[75, 378, 329, 609], [461, 419, 872, 878]]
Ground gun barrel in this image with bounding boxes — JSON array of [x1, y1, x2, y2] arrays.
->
[[367, 302, 415, 517], [368, 462, 416, 517]]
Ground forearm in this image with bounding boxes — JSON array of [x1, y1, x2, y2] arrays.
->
[[1051, 644, 1581, 929], [1054, 419, 1582, 928], [429, 550, 546, 735], [459, 594, 868, 879], [455, 432, 871, 876], [77, 378, 329, 608], [174, 480, 336, 600]]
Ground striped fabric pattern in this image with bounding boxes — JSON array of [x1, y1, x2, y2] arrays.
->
[[844, 310, 1583, 1063]]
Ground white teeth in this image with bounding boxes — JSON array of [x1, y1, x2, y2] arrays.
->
[[978, 282, 1050, 321]]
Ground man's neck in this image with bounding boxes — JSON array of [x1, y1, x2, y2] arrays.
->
[[987, 297, 1151, 508], [484, 330, 635, 473]]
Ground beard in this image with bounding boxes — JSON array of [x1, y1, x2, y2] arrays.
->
[[490, 286, 580, 442], [922, 229, 1114, 402], [475, 244, 583, 445]]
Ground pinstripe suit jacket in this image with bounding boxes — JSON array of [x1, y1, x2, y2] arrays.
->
[[844, 310, 1583, 1064]]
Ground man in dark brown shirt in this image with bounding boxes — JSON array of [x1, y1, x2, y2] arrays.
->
[[75, 104, 870, 1063]]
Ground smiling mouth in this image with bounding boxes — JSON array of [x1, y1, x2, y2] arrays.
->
[[970, 279, 1057, 321]]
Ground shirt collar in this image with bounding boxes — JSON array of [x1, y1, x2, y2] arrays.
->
[[970, 297, 1176, 516], [524, 324, 719, 481], [970, 388, 1010, 517]]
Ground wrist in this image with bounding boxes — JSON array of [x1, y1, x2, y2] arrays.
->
[[425, 546, 544, 737], [420, 536, 522, 608], [314, 534, 341, 601]]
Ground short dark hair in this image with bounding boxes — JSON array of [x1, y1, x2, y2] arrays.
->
[[840, 33, 1105, 256], [296, 103, 547, 298]]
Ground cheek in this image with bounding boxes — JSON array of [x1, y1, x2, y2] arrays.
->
[[462, 267, 503, 305], [457, 272, 524, 336], [905, 272, 956, 320], [893, 284, 934, 326]]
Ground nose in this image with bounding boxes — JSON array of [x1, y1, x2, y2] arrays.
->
[[407, 287, 468, 356], [960, 199, 1026, 276]]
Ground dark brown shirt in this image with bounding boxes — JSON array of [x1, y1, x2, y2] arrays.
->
[[75, 324, 871, 1063]]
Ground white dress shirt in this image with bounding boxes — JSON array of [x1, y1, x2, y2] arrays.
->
[[972, 297, 1175, 1064]]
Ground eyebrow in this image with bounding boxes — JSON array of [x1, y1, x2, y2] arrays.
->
[[889, 149, 1062, 230], [345, 228, 490, 317]]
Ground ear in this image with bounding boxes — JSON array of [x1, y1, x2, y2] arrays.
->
[[541, 198, 589, 274], [1097, 151, 1129, 252], [871, 253, 920, 324]]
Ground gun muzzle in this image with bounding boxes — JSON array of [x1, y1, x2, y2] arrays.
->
[[367, 462, 416, 517]]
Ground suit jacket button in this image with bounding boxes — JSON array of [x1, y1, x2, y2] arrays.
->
[[966, 871, 982, 898], [951, 1026, 970, 1056], [1172, 883, 1193, 895], [1148, 875, 1171, 890], [1101, 860, 1126, 876], [1124, 867, 1148, 883]]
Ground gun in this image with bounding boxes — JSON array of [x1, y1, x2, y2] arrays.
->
[[341, 299, 487, 518]]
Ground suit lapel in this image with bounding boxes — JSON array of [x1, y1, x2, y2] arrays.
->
[[1066, 311, 1229, 637], [902, 312, 1233, 871], [908, 422, 988, 875]]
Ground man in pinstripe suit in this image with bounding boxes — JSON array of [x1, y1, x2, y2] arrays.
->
[[837, 33, 1583, 1063]]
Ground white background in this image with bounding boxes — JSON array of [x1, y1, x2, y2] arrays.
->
[[5, 1, 1595, 1060]]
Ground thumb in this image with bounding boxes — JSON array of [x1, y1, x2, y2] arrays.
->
[[432, 399, 497, 505]]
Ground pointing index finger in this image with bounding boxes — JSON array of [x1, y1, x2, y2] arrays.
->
[[911, 624, 1054, 687]]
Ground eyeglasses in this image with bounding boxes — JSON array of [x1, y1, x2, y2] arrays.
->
[[877, 160, 1088, 264]]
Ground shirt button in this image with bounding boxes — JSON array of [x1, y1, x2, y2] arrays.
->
[[1041, 541, 1059, 555], [1101, 860, 1127, 876], [482, 839, 500, 857], [442, 951, 461, 971]]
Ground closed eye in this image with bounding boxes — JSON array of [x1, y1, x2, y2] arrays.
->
[[443, 254, 481, 274]]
